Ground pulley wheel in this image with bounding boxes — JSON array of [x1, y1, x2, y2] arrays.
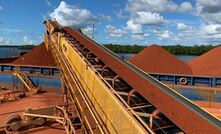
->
[[5, 114, 22, 132]]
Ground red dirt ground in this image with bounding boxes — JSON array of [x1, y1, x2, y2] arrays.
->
[[16, 124, 66, 134], [0, 93, 64, 133], [12, 42, 56, 67], [129, 44, 192, 75], [188, 45, 221, 77]]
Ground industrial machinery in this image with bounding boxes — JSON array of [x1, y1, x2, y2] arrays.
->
[[0, 67, 39, 103], [13, 67, 40, 94], [2, 20, 221, 133], [43, 20, 221, 133], [1, 105, 80, 134]]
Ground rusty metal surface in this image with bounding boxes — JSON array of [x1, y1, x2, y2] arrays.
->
[[0, 93, 64, 127], [62, 26, 221, 133], [0, 63, 58, 69]]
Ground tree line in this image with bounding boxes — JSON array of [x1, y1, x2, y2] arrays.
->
[[18, 45, 36, 50], [103, 44, 218, 55], [14, 44, 219, 56]]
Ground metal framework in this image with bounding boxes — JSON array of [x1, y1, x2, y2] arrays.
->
[[58, 29, 182, 133], [42, 20, 221, 134], [13, 67, 39, 94], [0, 64, 60, 76], [0, 67, 39, 103], [150, 73, 221, 87], [0, 105, 81, 134]]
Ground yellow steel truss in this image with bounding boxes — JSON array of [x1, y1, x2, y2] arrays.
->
[[45, 31, 150, 133]]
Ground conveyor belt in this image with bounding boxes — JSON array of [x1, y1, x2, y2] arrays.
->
[[44, 20, 221, 133], [62, 26, 221, 133]]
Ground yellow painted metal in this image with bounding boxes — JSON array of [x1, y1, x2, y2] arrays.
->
[[44, 32, 49, 50], [50, 36, 148, 134], [14, 67, 38, 94], [49, 39, 105, 134]]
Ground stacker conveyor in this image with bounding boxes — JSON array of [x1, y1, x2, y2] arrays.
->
[[42, 20, 221, 134]]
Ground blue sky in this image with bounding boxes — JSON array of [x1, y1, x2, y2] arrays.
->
[[0, 0, 221, 46]]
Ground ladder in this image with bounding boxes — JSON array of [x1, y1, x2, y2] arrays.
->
[[13, 67, 39, 94]]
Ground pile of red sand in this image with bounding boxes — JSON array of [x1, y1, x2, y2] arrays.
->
[[129, 44, 192, 75], [13, 42, 57, 67], [188, 46, 221, 76]]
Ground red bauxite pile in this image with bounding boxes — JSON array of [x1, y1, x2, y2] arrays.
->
[[129, 44, 192, 75], [188, 46, 221, 76], [13, 42, 56, 67]]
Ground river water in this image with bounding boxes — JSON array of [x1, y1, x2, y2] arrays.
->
[[0, 47, 28, 59], [176, 55, 198, 62], [118, 53, 198, 61]]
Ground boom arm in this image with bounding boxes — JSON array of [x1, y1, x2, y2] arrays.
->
[[44, 20, 221, 134]]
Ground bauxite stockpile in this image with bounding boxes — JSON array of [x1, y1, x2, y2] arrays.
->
[[13, 42, 56, 67], [188, 45, 221, 76], [129, 44, 192, 74]]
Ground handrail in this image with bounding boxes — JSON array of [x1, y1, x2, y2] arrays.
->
[[13, 67, 38, 94]]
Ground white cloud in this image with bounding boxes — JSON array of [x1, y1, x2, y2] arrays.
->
[[179, 2, 193, 12], [209, 34, 221, 39], [104, 16, 112, 22], [175, 23, 221, 44], [83, 26, 95, 34], [123, 0, 193, 44], [82, 26, 96, 38], [158, 30, 173, 39], [0, 37, 4, 42], [201, 24, 221, 34], [50, 1, 96, 27], [196, 0, 221, 23], [99, 14, 112, 22], [105, 25, 127, 37], [178, 33, 184, 36], [196, 0, 221, 14], [131, 35, 145, 41], [131, 33, 149, 41], [45, 0, 52, 7], [2, 28, 24, 33], [125, 0, 178, 13], [177, 23, 192, 31], [115, 9, 128, 19], [23, 36, 33, 44], [0, 37, 10, 45], [134, 11, 166, 25], [125, 0, 193, 14], [126, 19, 143, 34]]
